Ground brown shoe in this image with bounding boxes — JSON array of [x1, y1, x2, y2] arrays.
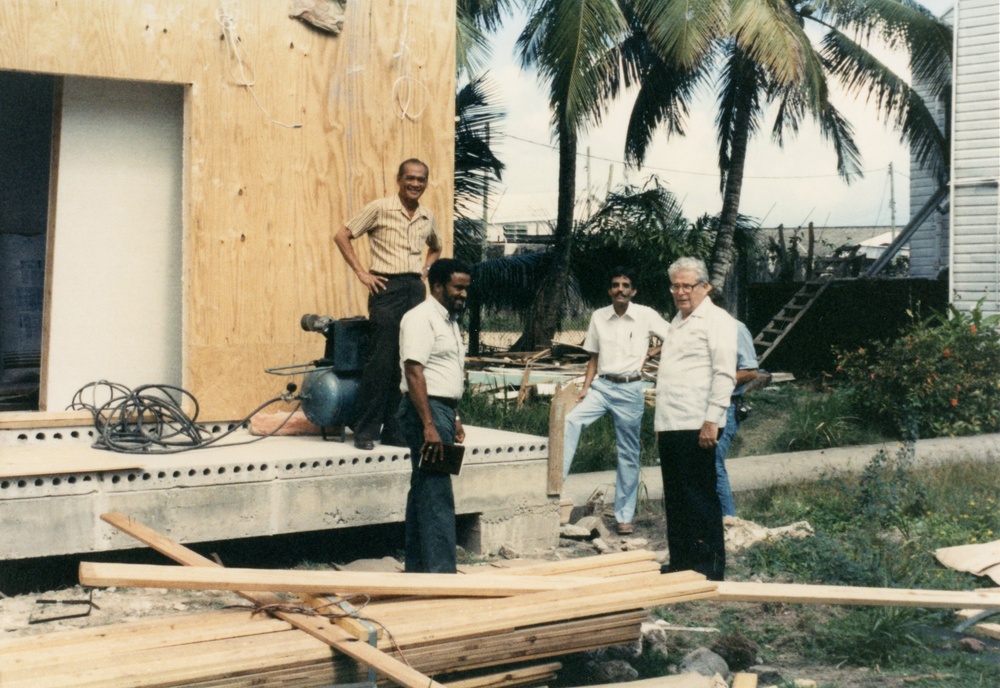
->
[[616, 522, 634, 535]]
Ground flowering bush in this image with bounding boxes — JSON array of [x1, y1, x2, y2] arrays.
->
[[835, 301, 1000, 438]]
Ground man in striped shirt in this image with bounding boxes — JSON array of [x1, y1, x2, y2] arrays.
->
[[334, 159, 442, 450]]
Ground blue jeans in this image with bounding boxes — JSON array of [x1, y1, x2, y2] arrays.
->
[[562, 377, 644, 524], [715, 401, 738, 517], [396, 396, 457, 573]]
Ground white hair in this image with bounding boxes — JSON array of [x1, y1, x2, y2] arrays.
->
[[668, 257, 709, 283]]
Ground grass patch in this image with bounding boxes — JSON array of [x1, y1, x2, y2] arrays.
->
[[732, 382, 892, 457]]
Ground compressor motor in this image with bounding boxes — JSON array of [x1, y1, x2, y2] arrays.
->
[[269, 315, 370, 441]]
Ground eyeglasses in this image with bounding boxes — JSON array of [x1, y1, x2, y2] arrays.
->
[[669, 282, 703, 293]]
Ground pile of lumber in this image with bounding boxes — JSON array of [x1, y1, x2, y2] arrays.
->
[[0, 514, 714, 688], [6, 514, 1000, 688]]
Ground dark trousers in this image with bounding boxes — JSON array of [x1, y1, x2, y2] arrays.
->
[[353, 275, 425, 443], [658, 429, 726, 581], [397, 395, 458, 573]]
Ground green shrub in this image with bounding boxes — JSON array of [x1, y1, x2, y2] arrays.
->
[[836, 301, 1000, 438]]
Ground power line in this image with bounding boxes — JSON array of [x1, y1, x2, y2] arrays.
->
[[505, 133, 898, 181]]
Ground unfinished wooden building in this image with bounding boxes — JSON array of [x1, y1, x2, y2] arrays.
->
[[0, 0, 457, 422]]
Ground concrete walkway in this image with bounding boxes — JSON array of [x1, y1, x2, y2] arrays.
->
[[562, 433, 1000, 507]]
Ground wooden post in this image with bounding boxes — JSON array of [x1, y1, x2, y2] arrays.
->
[[547, 381, 579, 496]]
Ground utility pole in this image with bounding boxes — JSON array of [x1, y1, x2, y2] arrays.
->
[[482, 123, 490, 261], [888, 162, 897, 240], [585, 147, 592, 217]]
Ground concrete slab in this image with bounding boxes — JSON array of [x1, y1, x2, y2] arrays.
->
[[0, 425, 559, 560]]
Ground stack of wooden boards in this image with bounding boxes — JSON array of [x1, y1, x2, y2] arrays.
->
[[6, 513, 1000, 688], [0, 513, 715, 688]]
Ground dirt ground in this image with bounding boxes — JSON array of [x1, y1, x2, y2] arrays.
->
[[2, 506, 998, 688]]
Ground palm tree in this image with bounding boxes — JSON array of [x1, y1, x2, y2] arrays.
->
[[454, 74, 506, 256], [515, 0, 629, 350], [623, 0, 951, 294]]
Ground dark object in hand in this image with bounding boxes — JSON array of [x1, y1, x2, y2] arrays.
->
[[734, 401, 752, 423], [418, 443, 465, 475]]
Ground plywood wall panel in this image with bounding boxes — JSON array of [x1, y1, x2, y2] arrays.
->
[[0, 0, 456, 420]]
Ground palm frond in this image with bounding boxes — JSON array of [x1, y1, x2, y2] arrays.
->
[[457, 0, 515, 77], [767, 39, 862, 183], [517, 0, 629, 132], [816, 0, 952, 100], [729, 0, 808, 87], [632, 0, 728, 72], [816, 100, 863, 182], [454, 75, 506, 221], [821, 28, 947, 181], [459, 0, 515, 33], [456, 12, 494, 77]]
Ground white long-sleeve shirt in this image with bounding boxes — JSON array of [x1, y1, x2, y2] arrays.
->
[[654, 298, 737, 431]]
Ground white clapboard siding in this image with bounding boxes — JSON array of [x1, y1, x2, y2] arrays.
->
[[908, 8, 953, 278], [951, 0, 1000, 315]]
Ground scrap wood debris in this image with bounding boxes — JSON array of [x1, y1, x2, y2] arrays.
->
[[936, 539, 1000, 641]]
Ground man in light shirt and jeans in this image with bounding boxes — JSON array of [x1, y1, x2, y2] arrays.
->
[[562, 267, 670, 535]]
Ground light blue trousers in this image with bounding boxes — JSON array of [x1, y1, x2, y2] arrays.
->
[[562, 377, 644, 524], [715, 401, 738, 517]]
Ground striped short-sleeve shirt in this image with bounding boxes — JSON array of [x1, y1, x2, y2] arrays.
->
[[346, 194, 441, 275]]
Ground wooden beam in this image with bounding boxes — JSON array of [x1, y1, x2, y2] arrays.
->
[[0, 410, 93, 429], [444, 662, 563, 688], [716, 581, 1000, 610], [79, 561, 601, 596], [96, 513, 446, 688]]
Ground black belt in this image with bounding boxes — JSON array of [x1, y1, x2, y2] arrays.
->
[[600, 373, 642, 384], [428, 395, 460, 409], [372, 271, 420, 280]]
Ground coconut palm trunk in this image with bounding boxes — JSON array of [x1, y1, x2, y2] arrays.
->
[[710, 91, 753, 294], [524, 126, 577, 349]]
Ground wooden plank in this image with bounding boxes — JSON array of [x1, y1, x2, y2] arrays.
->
[[99, 513, 379, 641], [482, 550, 657, 576], [361, 570, 697, 624], [732, 673, 759, 688], [445, 662, 563, 688], [0, 613, 289, 670], [382, 577, 717, 646], [0, 410, 93, 429], [0, 630, 333, 688], [716, 581, 1000, 610], [78, 561, 602, 597], [97, 513, 447, 688]]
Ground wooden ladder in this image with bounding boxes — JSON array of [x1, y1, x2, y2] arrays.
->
[[753, 249, 859, 365]]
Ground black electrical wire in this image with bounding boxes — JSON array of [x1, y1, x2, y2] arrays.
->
[[69, 380, 300, 454]]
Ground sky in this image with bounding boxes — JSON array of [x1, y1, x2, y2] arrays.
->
[[479, 0, 954, 230]]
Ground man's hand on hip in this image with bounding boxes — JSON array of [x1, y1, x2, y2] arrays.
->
[[358, 271, 388, 294]]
